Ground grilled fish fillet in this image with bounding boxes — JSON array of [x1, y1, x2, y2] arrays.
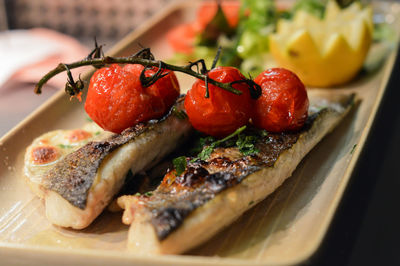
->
[[24, 97, 192, 229], [118, 92, 355, 255]]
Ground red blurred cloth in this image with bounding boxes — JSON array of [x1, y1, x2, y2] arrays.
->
[[0, 28, 89, 89]]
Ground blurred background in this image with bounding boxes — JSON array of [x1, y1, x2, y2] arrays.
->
[[0, 0, 174, 47], [0, 0, 178, 137]]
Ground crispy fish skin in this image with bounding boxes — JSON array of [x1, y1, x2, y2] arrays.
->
[[118, 93, 354, 255], [44, 124, 149, 209], [42, 97, 192, 229], [24, 123, 110, 199]]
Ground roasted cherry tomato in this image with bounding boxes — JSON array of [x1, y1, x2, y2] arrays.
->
[[184, 66, 252, 137], [85, 64, 179, 134], [252, 68, 309, 132]]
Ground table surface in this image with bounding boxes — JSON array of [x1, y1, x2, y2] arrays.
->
[[0, 40, 399, 266]]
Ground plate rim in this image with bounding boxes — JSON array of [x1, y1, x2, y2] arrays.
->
[[0, 1, 399, 265]]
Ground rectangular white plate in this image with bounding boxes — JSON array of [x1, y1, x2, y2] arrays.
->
[[0, 1, 399, 265]]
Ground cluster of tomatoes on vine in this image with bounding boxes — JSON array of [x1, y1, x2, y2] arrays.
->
[[84, 60, 309, 137]]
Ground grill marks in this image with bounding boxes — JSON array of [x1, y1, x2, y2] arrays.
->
[[140, 129, 302, 240]]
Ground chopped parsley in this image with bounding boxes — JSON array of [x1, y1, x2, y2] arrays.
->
[[134, 191, 153, 197], [173, 156, 187, 176], [191, 126, 246, 162], [236, 134, 259, 156], [197, 145, 215, 161], [172, 126, 268, 174], [171, 106, 188, 120], [58, 144, 73, 149], [144, 191, 153, 197], [350, 144, 357, 154], [190, 126, 266, 162], [190, 136, 216, 156]]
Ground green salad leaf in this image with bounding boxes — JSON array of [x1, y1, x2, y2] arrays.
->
[[291, 0, 327, 18], [236, 0, 277, 59]]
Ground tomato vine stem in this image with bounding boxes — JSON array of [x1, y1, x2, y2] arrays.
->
[[34, 48, 261, 98]]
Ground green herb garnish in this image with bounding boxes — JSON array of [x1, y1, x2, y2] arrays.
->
[[192, 126, 248, 161], [197, 145, 215, 161], [190, 135, 215, 155], [177, 127, 266, 170], [171, 106, 188, 120], [350, 144, 357, 154], [144, 191, 153, 197], [173, 156, 187, 176], [58, 144, 73, 149], [236, 134, 259, 156]]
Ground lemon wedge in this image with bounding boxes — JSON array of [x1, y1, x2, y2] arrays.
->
[[269, 0, 373, 87]]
